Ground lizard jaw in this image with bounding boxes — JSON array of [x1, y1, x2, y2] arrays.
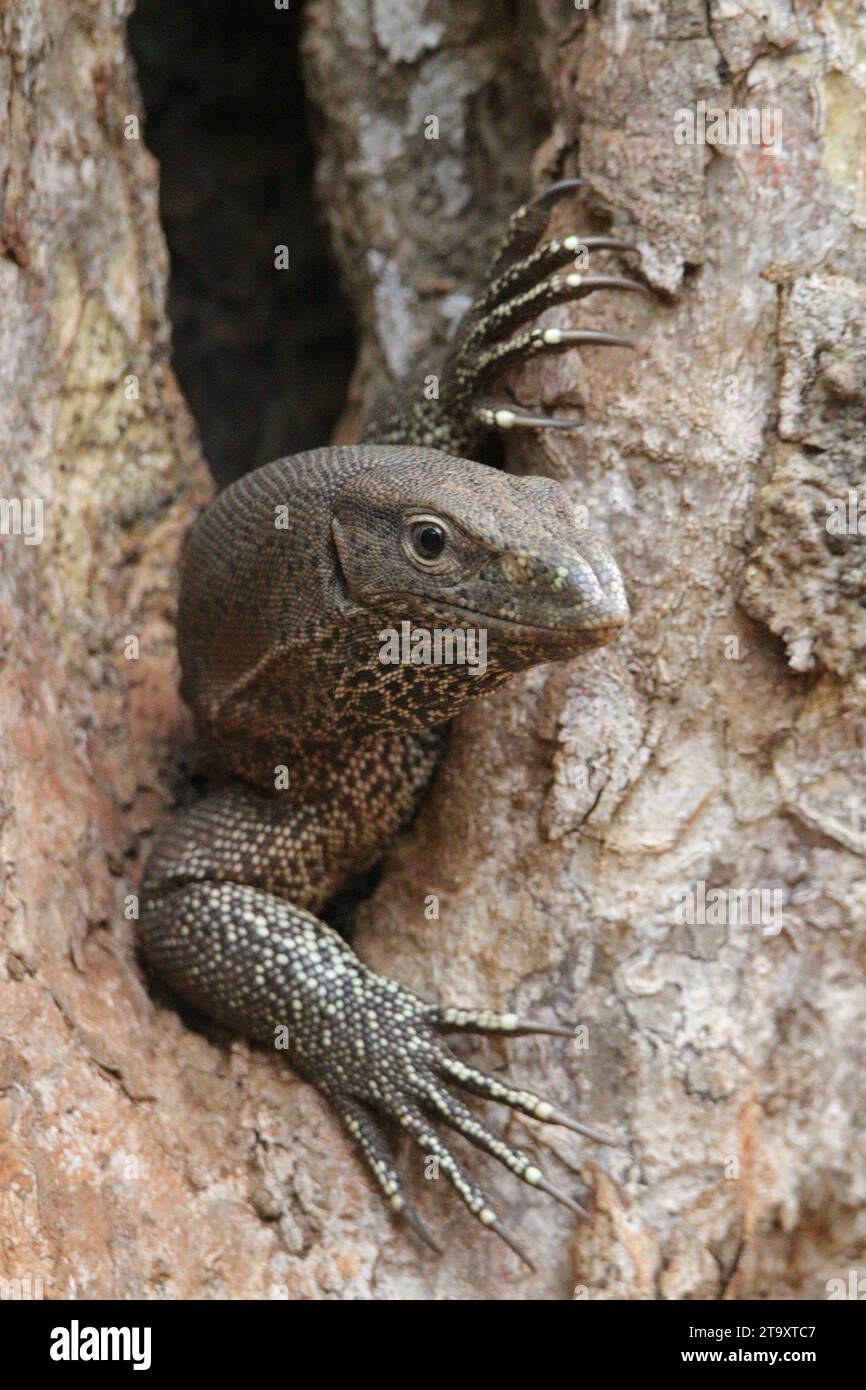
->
[[379, 592, 629, 652]]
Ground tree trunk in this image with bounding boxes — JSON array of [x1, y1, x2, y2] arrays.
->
[[2, 0, 864, 1301]]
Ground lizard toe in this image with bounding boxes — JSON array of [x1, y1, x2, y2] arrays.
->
[[394, 1099, 535, 1269], [417, 1075, 591, 1220]]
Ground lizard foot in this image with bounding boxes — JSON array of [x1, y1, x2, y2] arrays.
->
[[443, 178, 647, 443], [363, 178, 648, 454], [143, 873, 619, 1269], [323, 984, 620, 1270]]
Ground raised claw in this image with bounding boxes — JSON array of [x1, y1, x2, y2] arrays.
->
[[576, 236, 638, 254], [461, 271, 647, 355], [524, 177, 586, 211], [362, 180, 647, 456], [571, 273, 647, 298], [490, 178, 587, 278], [473, 403, 583, 431], [536, 323, 636, 347], [466, 325, 634, 392], [533, 327, 635, 350], [475, 234, 641, 320]]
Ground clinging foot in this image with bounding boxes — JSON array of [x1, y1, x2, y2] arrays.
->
[[364, 177, 647, 456]]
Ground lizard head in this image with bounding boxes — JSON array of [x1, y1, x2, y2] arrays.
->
[[331, 446, 629, 662]]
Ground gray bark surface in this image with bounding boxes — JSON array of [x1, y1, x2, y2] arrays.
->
[[0, 0, 863, 1301]]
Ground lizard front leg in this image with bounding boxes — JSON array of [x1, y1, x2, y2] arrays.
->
[[142, 761, 616, 1268], [362, 178, 646, 458]]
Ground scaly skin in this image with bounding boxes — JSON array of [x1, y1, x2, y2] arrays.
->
[[141, 181, 640, 1267]]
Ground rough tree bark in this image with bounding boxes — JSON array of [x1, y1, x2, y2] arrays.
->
[[1, 0, 864, 1301]]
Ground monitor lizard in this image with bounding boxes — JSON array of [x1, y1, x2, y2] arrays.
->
[[141, 180, 642, 1268]]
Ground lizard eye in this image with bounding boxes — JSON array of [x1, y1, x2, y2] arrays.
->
[[403, 516, 449, 568], [413, 524, 445, 558]]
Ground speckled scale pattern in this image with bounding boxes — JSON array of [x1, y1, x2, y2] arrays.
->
[[141, 184, 637, 1261]]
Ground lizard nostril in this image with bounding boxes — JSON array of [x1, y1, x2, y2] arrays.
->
[[557, 551, 629, 630]]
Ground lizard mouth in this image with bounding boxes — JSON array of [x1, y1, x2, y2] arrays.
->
[[385, 593, 629, 647], [449, 604, 626, 646]]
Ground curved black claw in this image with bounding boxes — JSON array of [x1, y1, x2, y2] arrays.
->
[[525, 177, 586, 210], [403, 1205, 443, 1256], [474, 403, 584, 432], [487, 1217, 536, 1271], [573, 273, 647, 298], [477, 235, 641, 320], [548, 1111, 622, 1146], [461, 270, 647, 357], [578, 236, 638, 254], [534, 327, 635, 350], [532, 1173, 590, 1222], [489, 178, 586, 279], [467, 326, 634, 394]]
